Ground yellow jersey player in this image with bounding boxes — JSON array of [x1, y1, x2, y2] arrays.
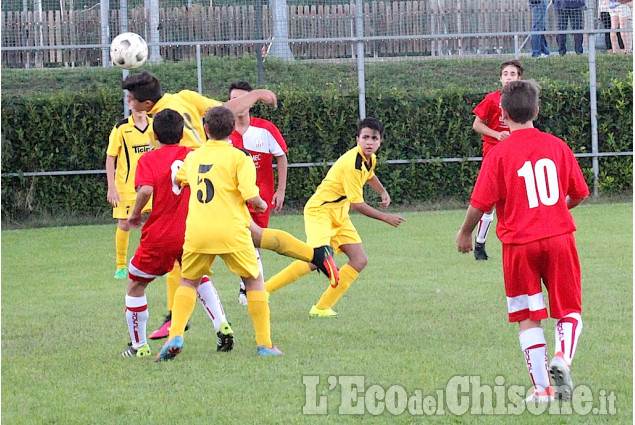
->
[[265, 117, 406, 317], [105, 102, 155, 279], [156, 106, 282, 360]]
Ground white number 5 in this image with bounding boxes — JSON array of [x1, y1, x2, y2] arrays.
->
[[517, 159, 559, 208]]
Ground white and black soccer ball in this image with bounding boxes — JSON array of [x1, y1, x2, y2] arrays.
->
[[110, 32, 148, 70]]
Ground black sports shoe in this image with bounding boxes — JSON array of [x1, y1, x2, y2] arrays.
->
[[474, 242, 489, 261], [216, 322, 234, 352], [311, 245, 339, 287]]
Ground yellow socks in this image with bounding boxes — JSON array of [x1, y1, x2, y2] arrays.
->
[[166, 261, 181, 311], [260, 228, 313, 262], [316, 264, 359, 310], [247, 290, 272, 348], [115, 227, 130, 269], [265, 260, 312, 293], [168, 285, 197, 339]]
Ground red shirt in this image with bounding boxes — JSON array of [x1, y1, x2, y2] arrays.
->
[[473, 90, 509, 156], [229, 117, 287, 208], [135, 145, 193, 248], [470, 128, 589, 245]]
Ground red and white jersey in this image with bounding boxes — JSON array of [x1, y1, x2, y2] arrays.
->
[[229, 117, 287, 205], [473, 90, 508, 156], [134, 145, 193, 249], [470, 128, 589, 245]]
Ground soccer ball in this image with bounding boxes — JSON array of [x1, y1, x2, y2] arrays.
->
[[110, 32, 148, 70]]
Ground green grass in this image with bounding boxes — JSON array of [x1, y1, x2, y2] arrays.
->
[[1, 54, 632, 99], [1, 202, 632, 424]]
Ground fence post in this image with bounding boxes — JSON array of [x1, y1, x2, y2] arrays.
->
[[355, 0, 366, 120], [587, 2, 599, 197]]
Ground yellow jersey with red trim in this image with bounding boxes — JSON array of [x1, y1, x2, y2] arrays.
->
[[177, 139, 260, 254], [305, 145, 376, 212], [105, 115, 155, 195], [148, 90, 222, 149]]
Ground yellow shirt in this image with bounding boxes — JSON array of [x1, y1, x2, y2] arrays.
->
[[105, 115, 155, 195], [305, 145, 376, 212], [177, 140, 260, 253], [149, 91, 222, 149]]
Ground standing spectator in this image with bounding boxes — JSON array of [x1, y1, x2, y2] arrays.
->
[[529, 0, 551, 57], [554, 0, 585, 56], [609, 0, 632, 53], [599, 0, 624, 52]]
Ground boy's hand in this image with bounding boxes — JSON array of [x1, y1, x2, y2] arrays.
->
[[271, 189, 285, 213], [127, 212, 142, 229], [456, 230, 474, 253], [250, 198, 268, 213], [107, 187, 120, 207], [497, 131, 510, 141], [385, 214, 406, 228], [256, 89, 278, 108], [378, 191, 391, 208]]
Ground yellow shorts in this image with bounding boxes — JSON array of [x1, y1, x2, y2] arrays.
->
[[181, 248, 260, 280], [112, 194, 151, 219], [304, 206, 362, 254]]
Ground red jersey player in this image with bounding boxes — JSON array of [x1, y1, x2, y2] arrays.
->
[[457, 80, 589, 403], [471, 60, 524, 260], [228, 81, 288, 305], [120, 109, 234, 358]]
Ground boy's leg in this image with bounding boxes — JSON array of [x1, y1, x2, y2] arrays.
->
[[518, 323, 552, 401], [313, 243, 366, 316], [114, 221, 130, 278], [239, 248, 263, 305], [474, 210, 493, 261], [265, 260, 313, 293], [123, 279, 151, 357], [244, 274, 274, 349], [197, 275, 234, 352], [149, 261, 182, 339]]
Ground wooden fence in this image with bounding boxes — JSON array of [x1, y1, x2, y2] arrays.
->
[[1, 0, 571, 68]]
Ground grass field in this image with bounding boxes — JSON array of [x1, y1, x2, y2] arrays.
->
[[1, 202, 632, 424]]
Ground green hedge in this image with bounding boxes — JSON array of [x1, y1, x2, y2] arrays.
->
[[1, 82, 632, 221]]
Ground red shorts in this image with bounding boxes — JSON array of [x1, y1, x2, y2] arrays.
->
[[503, 233, 582, 322], [128, 243, 183, 283], [250, 209, 271, 228]]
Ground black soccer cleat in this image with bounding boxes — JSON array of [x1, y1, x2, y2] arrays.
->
[[311, 245, 339, 287], [474, 242, 489, 261], [216, 322, 234, 352]]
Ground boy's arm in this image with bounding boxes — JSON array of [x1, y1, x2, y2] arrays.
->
[[456, 205, 486, 253], [126, 185, 153, 229], [350, 202, 406, 228], [224, 89, 278, 113], [247, 195, 267, 213], [566, 195, 585, 210], [105, 155, 120, 207], [272, 154, 288, 212], [472, 116, 509, 141], [367, 175, 390, 208]]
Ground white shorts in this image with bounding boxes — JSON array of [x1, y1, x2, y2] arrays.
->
[[609, 4, 631, 18]]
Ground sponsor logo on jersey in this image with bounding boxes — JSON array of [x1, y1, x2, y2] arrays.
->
[[133, 144, 153, 154]]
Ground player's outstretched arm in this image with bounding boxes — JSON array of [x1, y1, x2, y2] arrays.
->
[[351, 202, 406, 228], [367, 176, 391, 208], [127, 185, 153, 229], [456, 205, 485, 253], [224, 89, 278, 113]]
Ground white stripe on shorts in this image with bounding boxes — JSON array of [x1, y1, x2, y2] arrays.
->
[[128, 257, 162, 280], [507, 293, 546, 314]]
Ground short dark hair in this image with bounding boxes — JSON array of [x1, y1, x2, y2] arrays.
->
[[357, 117, 383, 137], [204, 106, 235, 140], [500, 60, 524, 76], [152, 109, 184, 145], [501, 80, 540, 124], [228, 81, 253, 98], [122, 71, 163, 103]]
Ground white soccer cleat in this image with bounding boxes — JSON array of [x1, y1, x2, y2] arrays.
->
[[549, 352, 574, 401]]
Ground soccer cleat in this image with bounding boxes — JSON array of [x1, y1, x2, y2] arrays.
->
[[121, 342, 151, 358], [312, 245, 339, 287], [155, 336, 183, 362], [216, 322, 234, 352], [524, 386, 555, 403], [550, 352, 574, 401], [309, 305, 337, 318], [257, 344, 283, 356], [474, 242, 489, 261], [149, 313, 189, 340], [238, 285, 248, 306], [114, 268, 127, 279]]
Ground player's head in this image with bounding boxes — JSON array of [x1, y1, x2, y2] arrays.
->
[[500, 80, 540, 124], [499, 60, 523, 87], [122, 71, 163, 111], [356, 117, 383, 156], [153, 109, 184, 145], [204, 106, 235, 140], [228, 81, 254, 118]]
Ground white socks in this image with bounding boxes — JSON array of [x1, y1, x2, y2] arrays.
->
[[197, 275, 227, 332], [555, 313, 583, 365], [519, 327, 550, 392], [476, 212, 494, 243], [125, 294, 149, 349]]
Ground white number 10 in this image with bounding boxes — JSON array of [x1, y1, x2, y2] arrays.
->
[[517, 159, 559, 208]]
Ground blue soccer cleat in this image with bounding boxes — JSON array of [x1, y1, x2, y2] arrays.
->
[[257, 344, 283, 356], [155, 336, 183, 362]]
